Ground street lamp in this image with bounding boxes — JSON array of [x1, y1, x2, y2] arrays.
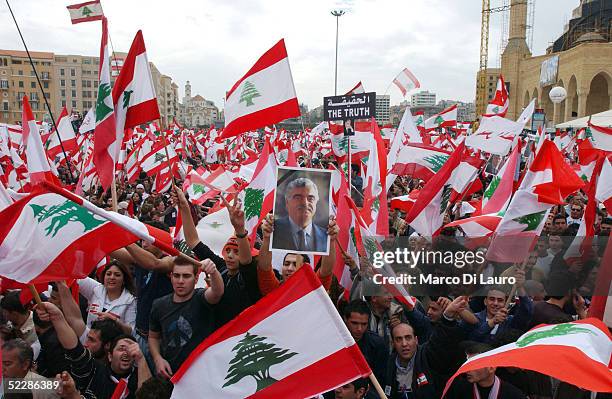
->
[[331, 9, 345, 95]]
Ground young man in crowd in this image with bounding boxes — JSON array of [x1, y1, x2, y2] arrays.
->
[[148, 257, 223, 379]]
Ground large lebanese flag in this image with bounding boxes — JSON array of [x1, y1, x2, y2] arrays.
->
[[0, 182, 176, 284], [21, 96, 54, 185], [587, 121, 612, 152], [442, 318, 612, 397], [170, 265, 371, 399], [112, 30, 160, 158], [465, 115, 523, 156], [221, 39, 300, 139]]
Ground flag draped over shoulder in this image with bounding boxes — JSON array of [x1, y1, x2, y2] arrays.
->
[[221, 39, 300, 139], [170, 265, 371, 399]]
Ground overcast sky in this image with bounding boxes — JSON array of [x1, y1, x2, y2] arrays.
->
[[1, 0, 577, 110]]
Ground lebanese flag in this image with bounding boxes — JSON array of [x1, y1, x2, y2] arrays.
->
[[111, 30, 160, 172], [392, 68, 420, 97], [423, 104, 457, 131], [345, 81, 365, 95], [446, 213, 502, 238], [21, 96, 55, 185], [390, 190, 420, 213], [442, 318, 612, 397], [465, 116, 524, 156], [404, 142, 464, 236], [488, 140, 584, 262], [243, 138, 277, 242], [221, 39, 300, 139], [483, 75, 509, 117], [389, 144, 451, 182], [596, 157, 612, 210], [481, 141, 521, 214], [577, 138, 600, 182], [0, 182, 176, 284], [140, 141, 177, 176], [66, 1, 104, 24], [587, 121, 612, 152], [329, 121, 372, 163], [387, 107, 423, 188], [92, 17, 117, 189], [46, 107, 77, 159], [184, 166, 241, 205], [170, 265, 371, 399], [361, 119, 388, 236]]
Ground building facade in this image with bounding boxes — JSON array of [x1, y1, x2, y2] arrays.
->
[[476, 0, 612, 126], [410, 90, 436, 107], [0, 49, 179, 127], [0, 50, 56, 124], [179, 81, 219, 128], [375, 94, 390, 124]]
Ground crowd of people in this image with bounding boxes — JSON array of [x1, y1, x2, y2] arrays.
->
[[0, 129, 610, 399]]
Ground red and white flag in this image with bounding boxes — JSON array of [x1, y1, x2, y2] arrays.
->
[[170, 265, 371, 399], [442, 318, 612, 397], [67, 1, 104, 24], [465, 116, 524, 156], [92, 17, 117, 189], [46, 107, 77, 160], [483, 75, 509, 117], [587, 121, 612, 152], [221, 39, 300, 139], [392, 68, 420, 97], [423, 104, 457, 132], [345, 81, 365, 95], [0, 182, 176, 284], [21, 96, 55, 185], [112, 30, 160, 162]]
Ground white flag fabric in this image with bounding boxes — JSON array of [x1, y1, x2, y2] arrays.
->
[[465, 116, 524, 156], [392, 68, 420, 97], [79, 107, 96, 134]]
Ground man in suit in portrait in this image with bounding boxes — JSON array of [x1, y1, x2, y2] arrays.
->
[[273, 177, 328, 253]]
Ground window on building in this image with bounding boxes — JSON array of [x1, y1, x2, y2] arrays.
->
[[83, 58, 91, 64], [0, 80, 8, 89], [60, 79, 65, 87], [17, 70, 23, 76], [94, 81, 98, 88], [31, 81, 36, 88], [12, 60, 22, 65], [71, 90, 77, 97], [31, 102, 38, 110], [60, 69, 65, 76], [72, 100, 76, 108], [18, 81, 23, 88], [43, 81, 49, 89], [71, 69, 76, 77], [44, 92, 49, 99], [30, 70, 35, 76], [2, 101, 8, 111], [71, 80, 76, 87], [61, 89, 65, 97]]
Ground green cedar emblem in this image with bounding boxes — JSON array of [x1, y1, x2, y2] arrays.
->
[[207, 221, 223, 229], [372, 197, 380, 213], [439, 184, 452, 214], [122, 90, 133, 109], [415, 116, 423, 126], [81, 6, 93, 16], [95, 83, 113, 123], [223, 332, 297, 392], [423, 154, 449, 172], [30, 200, 105, 238], [338, 136, 358, 155], [244, 188, 264, 220], [516, 324, 595, 348], [173, 239, 194, 257], [434, 115, 444, 125], [191, 184, 206, 195], [363, 237, 379, 261], [154, 153, 166, 163], [349, 226, 357, 248], [512, 210, 547, 231], [239, 81, 261, 107], [492, 105, 500, 114], [483, 176, 500, 200]]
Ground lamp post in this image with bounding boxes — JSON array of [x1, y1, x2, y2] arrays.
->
[[331, 9, 345, 95]]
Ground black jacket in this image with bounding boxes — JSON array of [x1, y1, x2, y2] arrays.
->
[[382, 317, 464, 399]]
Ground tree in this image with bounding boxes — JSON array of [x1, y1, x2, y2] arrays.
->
[[423, 154, 449, 172], [223, 332, 297, 392], [512, 210, 547, 231], [95, 83, 113, 123], [30, 201, 105, 237], [239, 81, 261, 107], [244, 188, 264, 220]]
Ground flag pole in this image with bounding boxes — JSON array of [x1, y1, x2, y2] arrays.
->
[[368, 373, 389, 399], [5, 0, 75, 181]]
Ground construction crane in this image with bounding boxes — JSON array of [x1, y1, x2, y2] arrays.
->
[[477, 0, 534, 116]]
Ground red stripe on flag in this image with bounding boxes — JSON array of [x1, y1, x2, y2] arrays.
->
[[226, 39, 289, 99], [124, 99, 160, 131], [69, 15, 103, 24], [171, 265, 324, 383], [247, 345, 371, 399], [220, 98, 300, 139]]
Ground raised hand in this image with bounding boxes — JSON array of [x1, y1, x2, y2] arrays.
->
[[261, 213, 274, 239]]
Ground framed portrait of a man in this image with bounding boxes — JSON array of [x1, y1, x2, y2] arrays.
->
[[271, 166, 332, 255]]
